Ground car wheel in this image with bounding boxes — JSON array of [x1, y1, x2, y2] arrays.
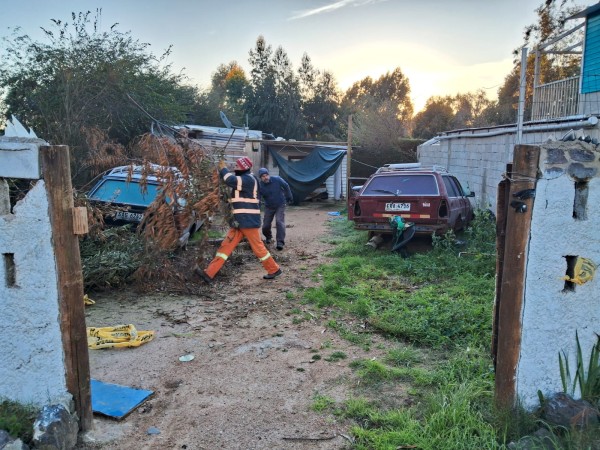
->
[[454, 217, 465, 232]]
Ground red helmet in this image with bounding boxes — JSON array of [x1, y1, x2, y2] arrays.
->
[[235, 157, 253, 171]]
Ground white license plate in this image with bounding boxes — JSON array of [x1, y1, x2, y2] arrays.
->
[[115, 211, 144, 222], [385, 202, 410, 212]]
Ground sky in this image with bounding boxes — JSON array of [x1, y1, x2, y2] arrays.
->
[[0, 0, 572, 112]]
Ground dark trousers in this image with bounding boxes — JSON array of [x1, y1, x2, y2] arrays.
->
[[262, 205, 286, 245]]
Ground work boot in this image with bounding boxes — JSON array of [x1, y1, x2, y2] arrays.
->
[[194, 266, 213, 284], [263, 269, 282, 280], [276, 242, 284, 251], [264, 238, 272, 244]]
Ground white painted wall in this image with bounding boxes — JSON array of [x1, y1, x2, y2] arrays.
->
[[0, 144, 71, 407], [517, 143, 600, 409]]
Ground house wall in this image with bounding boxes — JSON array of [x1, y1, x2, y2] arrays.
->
[[579, 92, 600, 115], [0, 138, 71, 406], [418, 120, 600, 212], [517, 142, 600, 409], [581, 10, 600, 94], [325, 155, 347, 200]]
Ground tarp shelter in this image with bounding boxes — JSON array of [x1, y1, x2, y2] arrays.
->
[[268, 146, 346, 203]]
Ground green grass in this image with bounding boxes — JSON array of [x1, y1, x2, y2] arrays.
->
[[0, 399, 38, 444], [325, 351, 347, 362], [384, 346, 423, 368], [312, 394, 336, 412], [303, 213, 548, 448]]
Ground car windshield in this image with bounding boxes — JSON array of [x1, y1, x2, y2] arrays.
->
[[362, 174, 439, 196], [89, 179, 159, 207]]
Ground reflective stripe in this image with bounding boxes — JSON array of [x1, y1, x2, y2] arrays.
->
[[232, 208, 261, 214], [252, 176, 258, 199], [237, 176, 242, 192], [216, 252, 228, 260], [229, 198, 259, 204], [259, 252, 271, 261], [223, 172, 233, 181]]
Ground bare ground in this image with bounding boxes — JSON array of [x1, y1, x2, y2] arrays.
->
[[78, 201, 402, 450]]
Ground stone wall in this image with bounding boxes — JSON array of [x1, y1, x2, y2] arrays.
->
[[418, 120, 600, 212]]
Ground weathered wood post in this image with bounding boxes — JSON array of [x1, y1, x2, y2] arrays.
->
[[494, 145, 540, 408], [41, 145, 92, 431]]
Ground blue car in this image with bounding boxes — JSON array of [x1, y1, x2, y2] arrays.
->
[[87, 165, 203, 247]]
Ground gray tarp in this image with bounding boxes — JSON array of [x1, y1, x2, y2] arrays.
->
[[268, 146, 346, 203]]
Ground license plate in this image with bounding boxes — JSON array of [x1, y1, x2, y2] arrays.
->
[[385, 202, 410, 212], [115, 211, 144, 222]]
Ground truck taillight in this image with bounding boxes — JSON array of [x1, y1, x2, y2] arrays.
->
[[438, 200, 448, 218]]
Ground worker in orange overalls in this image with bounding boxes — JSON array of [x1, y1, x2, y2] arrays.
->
[[195, 156, 282, 283]]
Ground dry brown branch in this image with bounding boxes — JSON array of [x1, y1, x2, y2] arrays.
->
[[81, 126, 128, 177], [82, 131, 229, 289]]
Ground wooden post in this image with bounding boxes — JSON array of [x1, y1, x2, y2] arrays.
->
[[494, 145, 540, 409], [41, 145, 92, 431], [346, 115, 352, 196], [491, 164, 511, 367]]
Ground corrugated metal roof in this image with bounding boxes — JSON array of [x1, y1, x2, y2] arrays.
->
[[176, 124, 262, 140]]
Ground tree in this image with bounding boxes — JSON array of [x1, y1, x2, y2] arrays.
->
[[0, 10, 200, 180], [412, 90, 496, 138], [244, 36, 307, 138], [488, 0, 583, 125], [342, 68, 414, 153], [412, 97, 454, 139], [206, 61, 249, 127], [298, 54, 342, 140]]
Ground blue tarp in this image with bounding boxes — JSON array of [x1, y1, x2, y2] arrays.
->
[[91, 379, 154, 420], [268, 146, 346, 203]]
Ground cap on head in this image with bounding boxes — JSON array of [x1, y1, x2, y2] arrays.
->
[[235, 157, 253, 171], [258, 168, 269, 177]]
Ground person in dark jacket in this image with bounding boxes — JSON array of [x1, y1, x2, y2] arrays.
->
[[257, 167, 293, 251], [196, 157, 282, 283]]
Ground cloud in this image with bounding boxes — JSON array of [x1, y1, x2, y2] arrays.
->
[[288, 0, 387, 21], [313, 40, 514, 112]]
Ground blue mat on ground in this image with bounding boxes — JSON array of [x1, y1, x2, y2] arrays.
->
[[91, 378, 154, 420]]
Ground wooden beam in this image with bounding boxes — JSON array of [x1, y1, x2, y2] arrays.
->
[[494, 146, 540, 409], [491, 164, 511, 367], [41, 145, 92, 431], [72, 207, 89, 235], [347, 115, 353, 195]]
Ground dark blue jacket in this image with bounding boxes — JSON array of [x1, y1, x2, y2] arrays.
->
[[221, 168, 261, 228], [259, 176, 293, 208]]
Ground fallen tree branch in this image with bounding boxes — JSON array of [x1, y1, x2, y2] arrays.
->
[[282, 434, 337, 441]]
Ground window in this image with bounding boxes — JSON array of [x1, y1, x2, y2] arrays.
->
[[442, 176, 460, 197], [362, 174, 439, 196], [89, 180, 159, 207]]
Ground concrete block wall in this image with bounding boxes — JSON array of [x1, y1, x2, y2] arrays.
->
[[0, 138, 71, 407], [517, 141, 600, 409], [418, 125, 600, 212]]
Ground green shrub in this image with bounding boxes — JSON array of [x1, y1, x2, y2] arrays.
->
[[80, 225, 145, 289], [0, 400, 37, 444]]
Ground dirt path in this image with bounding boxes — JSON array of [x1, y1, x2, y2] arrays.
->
[[79, 201, 374, 450]]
